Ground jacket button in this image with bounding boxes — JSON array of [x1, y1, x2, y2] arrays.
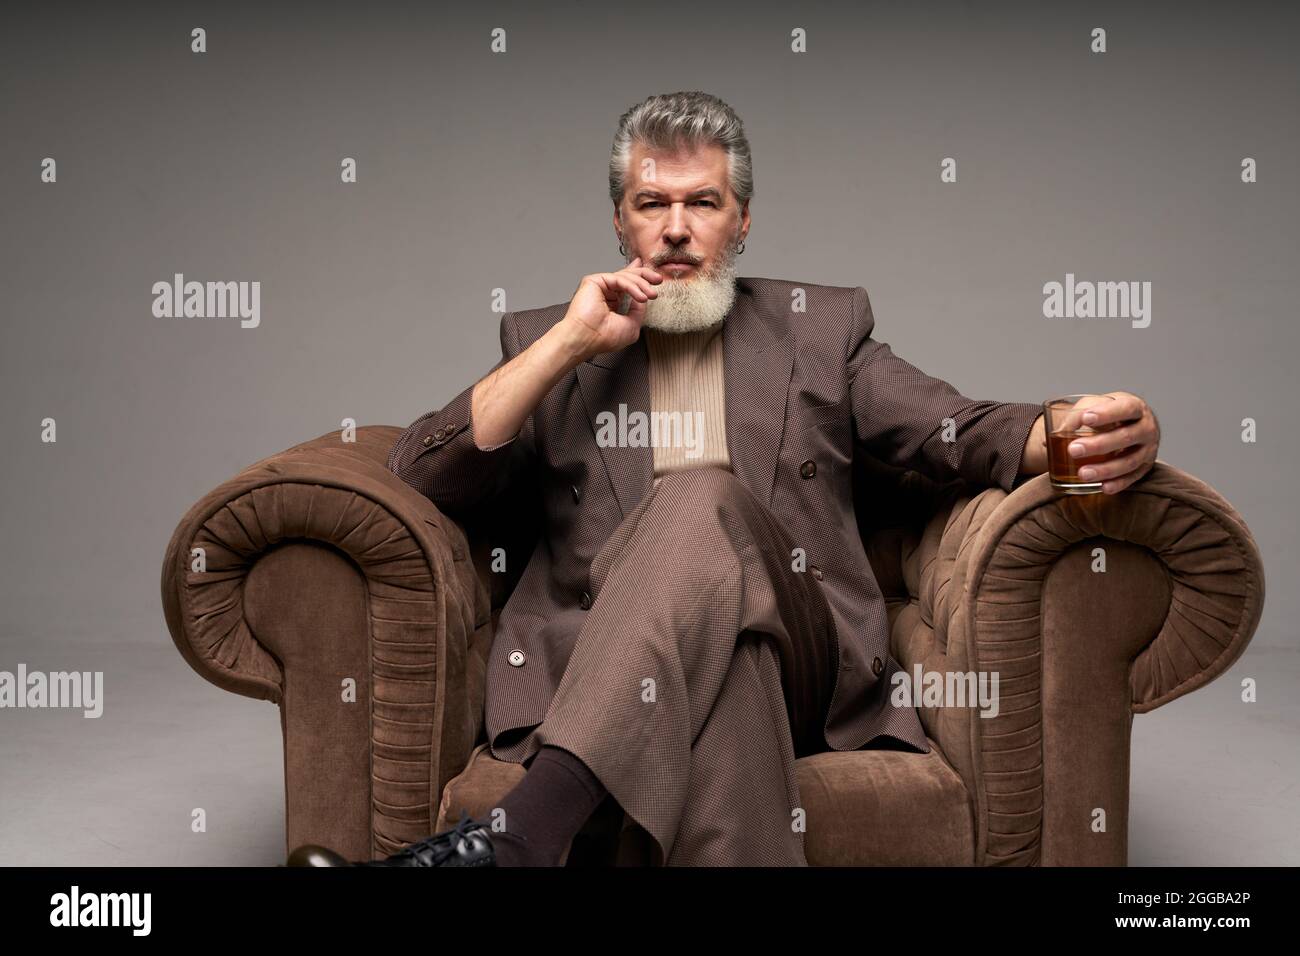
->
[[443, 423, 456, 436], [508, 649, 526, 667], [871, 656, 884, 676], [422, 435, 434, 447], [810, 565, 824, 580], [433, 428, 446, 441], [572, 484, 580, 503], [579, 591, 592, 610], [800, 460, 816, 479]]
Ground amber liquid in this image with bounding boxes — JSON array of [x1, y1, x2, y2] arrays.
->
[[1047, 427, 1121, 490]]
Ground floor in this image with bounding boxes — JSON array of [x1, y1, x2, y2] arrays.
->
[[2, 631, 1296, 866]]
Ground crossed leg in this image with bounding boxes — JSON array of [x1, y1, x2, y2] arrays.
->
[[513, 466, 838, 866]]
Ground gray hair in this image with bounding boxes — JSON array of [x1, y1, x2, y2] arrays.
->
[[608, 91, 754, 210]]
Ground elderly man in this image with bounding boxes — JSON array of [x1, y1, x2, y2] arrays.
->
[[290, 90, 1160, 868]]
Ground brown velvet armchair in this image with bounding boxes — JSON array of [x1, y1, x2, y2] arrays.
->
[[161, 424, 1264, 866]]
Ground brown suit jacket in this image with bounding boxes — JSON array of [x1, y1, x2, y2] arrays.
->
[[388, 277, 1042, 756]]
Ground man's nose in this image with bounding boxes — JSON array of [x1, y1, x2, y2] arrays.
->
[[663, 203, 691, 243]]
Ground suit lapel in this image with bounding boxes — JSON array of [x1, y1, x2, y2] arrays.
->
[[576, 333, 653, 517], [576, 277, 795, 517], [724, 278, 795, 508]]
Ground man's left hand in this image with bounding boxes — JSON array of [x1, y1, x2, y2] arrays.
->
[[1069, 391, 1161, 495]]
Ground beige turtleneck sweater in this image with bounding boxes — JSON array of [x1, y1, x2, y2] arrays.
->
[[643, 322, 732, 488]]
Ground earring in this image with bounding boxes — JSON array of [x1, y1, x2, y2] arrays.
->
[[736, 239, 746, 255], [618, 240, 627, 257]]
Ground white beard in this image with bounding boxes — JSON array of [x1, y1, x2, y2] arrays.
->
[[636, 254, 739, 333]]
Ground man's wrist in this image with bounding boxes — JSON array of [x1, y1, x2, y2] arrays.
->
[[543, 318, 596, 370], [1018, 412, 1048, 475]]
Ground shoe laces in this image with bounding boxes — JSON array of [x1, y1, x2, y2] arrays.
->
[[391, 811, 486, 866]]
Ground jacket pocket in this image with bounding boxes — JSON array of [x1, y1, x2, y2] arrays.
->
[[798, 401, 847, 434]]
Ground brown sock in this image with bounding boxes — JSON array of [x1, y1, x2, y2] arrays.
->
[[488, 745, 609, 867]]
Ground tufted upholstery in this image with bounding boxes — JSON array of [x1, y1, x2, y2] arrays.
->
[[162, 426, 1264, 865], [870, 458, 1262, 865], [160, 426, 493, 857]]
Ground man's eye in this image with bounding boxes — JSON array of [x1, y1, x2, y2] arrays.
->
[[694, 200, 716, 207]]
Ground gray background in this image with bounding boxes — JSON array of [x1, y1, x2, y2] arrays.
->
[[1, 0, 1295, 865]]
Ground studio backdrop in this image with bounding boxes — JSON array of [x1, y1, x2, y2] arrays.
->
[[0, 0, 1294, 865]]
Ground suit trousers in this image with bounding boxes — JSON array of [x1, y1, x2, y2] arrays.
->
[[490, 466, 840, 866]]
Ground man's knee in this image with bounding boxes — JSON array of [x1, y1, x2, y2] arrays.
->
[[605, 468, 753, 582], [591, 468, 764, 599], [645, 467, 756, 525]]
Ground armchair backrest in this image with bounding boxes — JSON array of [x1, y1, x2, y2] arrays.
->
[[851, 453, 973, 603]]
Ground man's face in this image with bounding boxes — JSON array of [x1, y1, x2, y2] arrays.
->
[[614, 141, 750, 331], [616, 141, 748, 274]]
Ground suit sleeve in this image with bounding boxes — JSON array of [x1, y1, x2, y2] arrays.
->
[[847, 286, 1041, 493], [387, 312, 539, 514]]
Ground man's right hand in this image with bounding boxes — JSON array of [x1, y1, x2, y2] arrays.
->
[[466, 259, 664, 450], [556, 257, 663, 364]]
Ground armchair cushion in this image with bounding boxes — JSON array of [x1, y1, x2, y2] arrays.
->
[[438, 739, 974, 866]]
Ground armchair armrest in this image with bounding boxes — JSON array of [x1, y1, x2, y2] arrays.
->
[[892, 460, 1264, 866], [160, 425, 491, 859]]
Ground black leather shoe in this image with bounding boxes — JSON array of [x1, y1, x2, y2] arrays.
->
[[286, 812, 497, 867]]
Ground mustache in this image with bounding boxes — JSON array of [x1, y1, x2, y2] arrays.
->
[[653, 252, 703, 266]]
